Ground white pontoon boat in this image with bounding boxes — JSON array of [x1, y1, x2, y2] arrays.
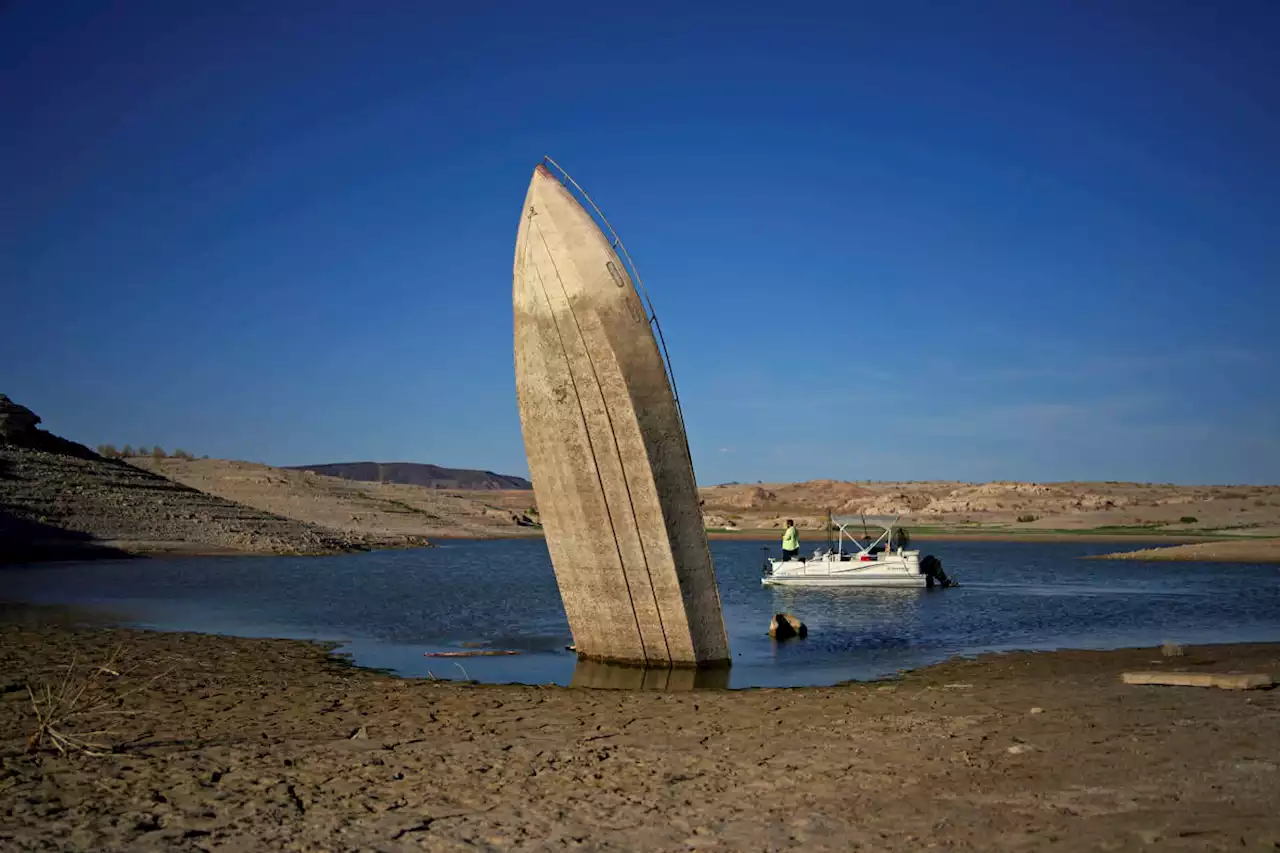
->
[[761, 514, 954, 588]]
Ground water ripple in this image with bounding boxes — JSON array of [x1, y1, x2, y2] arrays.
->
[[2, 538, 1276, 688]]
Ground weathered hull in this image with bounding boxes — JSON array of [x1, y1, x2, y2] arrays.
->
[[513, 163, 730, 667], [571, 659, 731, 690]]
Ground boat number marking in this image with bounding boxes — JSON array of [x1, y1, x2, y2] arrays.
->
[[606, 260, 625, 288]]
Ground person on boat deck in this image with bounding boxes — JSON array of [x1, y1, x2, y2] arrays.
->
[[781, 519, 800, 561]]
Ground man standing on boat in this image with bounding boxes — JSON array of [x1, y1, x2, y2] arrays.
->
[[781, 519, 800, 562]]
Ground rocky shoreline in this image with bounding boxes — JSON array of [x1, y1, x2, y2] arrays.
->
[[0, 444, 422, 564], [1, 395, 536, 563], [0, 604, 1277, 851], [5, 393, 1277, 565]]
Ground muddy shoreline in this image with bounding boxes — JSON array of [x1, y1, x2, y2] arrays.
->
[[1, 604, 1277, 851], [1093, 537, 1280, 563], [10, 530, 1266, 568]]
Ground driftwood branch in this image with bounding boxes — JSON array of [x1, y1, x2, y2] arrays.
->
[[1121, 671, 1275, 690], [24, 645, 173, 756]]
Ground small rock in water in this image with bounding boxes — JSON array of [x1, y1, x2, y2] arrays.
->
[[1162, 642, 1186, 658], [769, 612, 807, 640]]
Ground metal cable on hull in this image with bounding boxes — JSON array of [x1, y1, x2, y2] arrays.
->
[[538, 156, 697, 479]]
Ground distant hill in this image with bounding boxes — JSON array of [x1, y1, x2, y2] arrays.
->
[[1, 394, 374, 562], [288, 462, 532, 490]]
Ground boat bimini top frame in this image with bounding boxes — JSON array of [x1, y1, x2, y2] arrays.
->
[[821, 513, 909, 558]]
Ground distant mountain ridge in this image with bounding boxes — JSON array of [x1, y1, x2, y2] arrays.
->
[[289, 462, 531, 490]]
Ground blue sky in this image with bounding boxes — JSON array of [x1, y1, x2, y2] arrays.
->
[[4, 1, 1278, 484]]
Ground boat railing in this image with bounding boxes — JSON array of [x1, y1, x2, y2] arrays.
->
[[539, 155, 694, 474]]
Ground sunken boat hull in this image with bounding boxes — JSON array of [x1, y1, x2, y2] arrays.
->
[[512, 163, 730, 667]]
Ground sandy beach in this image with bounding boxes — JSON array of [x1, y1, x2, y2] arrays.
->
[[1094, 538, 1280, 563], [2, 604, 1277, 851]]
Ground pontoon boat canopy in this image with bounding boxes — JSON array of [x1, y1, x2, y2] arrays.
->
[[830, 515, 902, 528]]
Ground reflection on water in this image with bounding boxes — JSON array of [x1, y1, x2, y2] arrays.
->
[[1, 538, 1277, 688], [570, 659, 731, 690]]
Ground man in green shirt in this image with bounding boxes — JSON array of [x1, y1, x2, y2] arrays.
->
[[781, 519, 800, 561]]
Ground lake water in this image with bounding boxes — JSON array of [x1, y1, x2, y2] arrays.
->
[[2, 539, 1278, 688]]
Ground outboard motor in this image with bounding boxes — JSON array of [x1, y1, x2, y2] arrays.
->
[[760, 546, 773, 577], [921, 554, 956, 588]]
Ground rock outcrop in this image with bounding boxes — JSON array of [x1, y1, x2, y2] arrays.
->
[[0, 395, 390, 563], [0, 395, 40, 444], [769, 612, 807, 640]]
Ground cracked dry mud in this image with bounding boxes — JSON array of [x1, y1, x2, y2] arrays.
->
[[1, 609, 1277, 852]]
